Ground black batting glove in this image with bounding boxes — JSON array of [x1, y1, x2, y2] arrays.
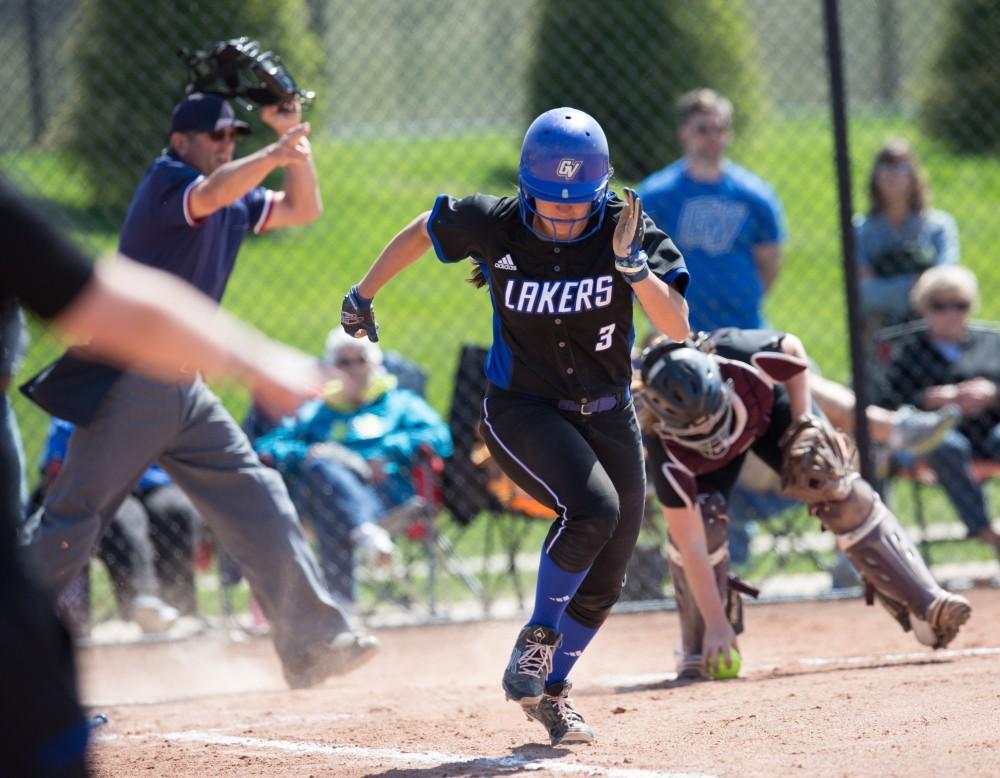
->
[[613, 187, 650, 285], [341, 285, 379, 342]]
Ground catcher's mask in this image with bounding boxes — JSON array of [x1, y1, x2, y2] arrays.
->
[[640, 340, 735, 459], [178, 37, 315, 112], [518, 107, 611, 243]]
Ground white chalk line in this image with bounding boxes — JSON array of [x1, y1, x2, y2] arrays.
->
[[93, 646, 1000, 775], [98, 728, 715, 778], [597, 645, 1000, 687]]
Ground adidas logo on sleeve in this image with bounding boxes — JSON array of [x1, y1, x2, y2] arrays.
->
[[494, 254, 518, 271]]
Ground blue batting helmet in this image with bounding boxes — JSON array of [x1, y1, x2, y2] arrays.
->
[[518, 107, 611, 243]]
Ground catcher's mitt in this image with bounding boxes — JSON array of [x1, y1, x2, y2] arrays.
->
[[778, 413, 855, 504]]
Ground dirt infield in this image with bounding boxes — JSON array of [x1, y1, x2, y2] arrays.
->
[[85, 587, 1000, 777]]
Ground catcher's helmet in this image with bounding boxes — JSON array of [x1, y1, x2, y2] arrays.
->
[[518, 107, 611, 243], [640, 341, 735, 459]]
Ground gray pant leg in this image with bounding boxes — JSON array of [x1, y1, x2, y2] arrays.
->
[[24, 374, 183, 596], [97, 495, 159, 615], [158, 379, 349, 661]]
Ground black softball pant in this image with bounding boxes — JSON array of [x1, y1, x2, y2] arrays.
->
[[480, 387, 646, 629]]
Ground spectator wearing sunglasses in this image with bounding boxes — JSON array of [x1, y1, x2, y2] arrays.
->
[[638, 88, 786, 333], [880, 266, 1000, 558], [855, 139, 959, 332], [255, 329, 452, 606]]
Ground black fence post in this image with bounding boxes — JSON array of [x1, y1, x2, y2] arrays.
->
[[24, 0, 45, 145], [823, 0, 874, 482]]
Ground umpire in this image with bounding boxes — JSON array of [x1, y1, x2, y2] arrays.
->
[[22, 93, 377, 689]]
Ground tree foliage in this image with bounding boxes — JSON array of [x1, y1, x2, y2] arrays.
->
[[528, 0, 767, 181], [921, 0, 1000, 154], [57, 0, 323, 211]]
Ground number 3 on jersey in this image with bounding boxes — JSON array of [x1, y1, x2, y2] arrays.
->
[[595, 323, 615, 351]]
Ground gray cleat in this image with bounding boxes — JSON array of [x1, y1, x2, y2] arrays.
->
[[282, 630, 380, 689], [524, 681, 595, 746], [916, 593, 972, 649], [892, 404, 960, 457], [502, 624, 561, 706], [675, 653, 708, 681]]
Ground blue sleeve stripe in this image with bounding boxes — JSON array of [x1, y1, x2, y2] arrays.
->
[[481, 266, 512, 388], [661, 267, 690, 296], [427, 194, 449, 263]]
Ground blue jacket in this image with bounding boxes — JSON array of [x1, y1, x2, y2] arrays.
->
[[42, 418, 171, 492], [254, 380, 453, 503]]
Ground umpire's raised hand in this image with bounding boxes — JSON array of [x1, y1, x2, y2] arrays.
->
[[341, 285, 379, 342]]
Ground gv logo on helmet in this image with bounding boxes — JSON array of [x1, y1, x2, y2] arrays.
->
[[556, 158, 582, 179]]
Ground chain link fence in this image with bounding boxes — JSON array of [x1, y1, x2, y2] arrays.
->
[[3, 0, 998, 636]]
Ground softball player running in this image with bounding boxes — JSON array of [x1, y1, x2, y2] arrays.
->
[[342, 108, 689, 745]]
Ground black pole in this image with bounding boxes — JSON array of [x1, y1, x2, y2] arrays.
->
[[822, 0, 873, 482], [24, 0, 45, 145]]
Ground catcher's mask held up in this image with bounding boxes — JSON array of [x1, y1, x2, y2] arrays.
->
[[640, 342, 735, 459], [178, 36, 316, 112]]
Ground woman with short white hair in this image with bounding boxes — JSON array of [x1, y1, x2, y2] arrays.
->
[[255, 329, 452, 605], [882, 265, 1000, 559]]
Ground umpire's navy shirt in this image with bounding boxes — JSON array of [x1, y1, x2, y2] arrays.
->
[[428, 192, 688, 401], [119, 150, 274, 302]]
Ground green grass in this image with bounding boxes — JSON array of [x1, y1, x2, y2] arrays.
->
[[6, 112, 1000, 620]]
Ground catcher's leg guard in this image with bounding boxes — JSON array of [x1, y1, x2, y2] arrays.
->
[[666, 493, 745, 679], [814, 476, 971, 649]]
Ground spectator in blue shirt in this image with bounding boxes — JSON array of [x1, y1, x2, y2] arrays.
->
[[256, 329, 452, 605], [855, 139, 960, 331], [638, 88, 786, 333]]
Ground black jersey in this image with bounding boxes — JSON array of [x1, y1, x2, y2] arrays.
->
[[428, 192, 687, 400], [1, 179, 93, 319]]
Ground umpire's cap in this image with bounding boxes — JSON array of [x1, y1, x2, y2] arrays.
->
[[169, 93, 251, 135]]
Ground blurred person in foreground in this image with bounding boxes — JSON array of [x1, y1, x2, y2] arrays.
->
[[855, 139, 959, 333], [255, 329, 452, 606], [0, 178, 339, 776], [635, 336, 971, 681], [21, 92, 378, 694], [880, 266, 1000, 560], [638, 88, 786, 333]]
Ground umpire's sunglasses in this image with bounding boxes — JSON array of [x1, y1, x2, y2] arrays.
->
[[206, 129, 240, 142]]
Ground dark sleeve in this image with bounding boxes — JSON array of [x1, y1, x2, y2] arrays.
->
[[0, 180, 94, 319], [426, 193, 501, 263], [879, 337, 926, 409], [642, 213, 689, 296], [644, 432, 696, 509]]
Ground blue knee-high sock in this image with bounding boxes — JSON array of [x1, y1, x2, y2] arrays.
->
[[548, 613, 598, 685], [528, 549, 590, 630]]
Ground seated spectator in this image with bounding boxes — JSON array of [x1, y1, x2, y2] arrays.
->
[[254, 329, 453, 605], [855, 139, 959, 332], [36, 419, 203, 632], [880, 266, 1000, 559]]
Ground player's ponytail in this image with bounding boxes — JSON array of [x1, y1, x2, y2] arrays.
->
[[467, 265, 487, 289]]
